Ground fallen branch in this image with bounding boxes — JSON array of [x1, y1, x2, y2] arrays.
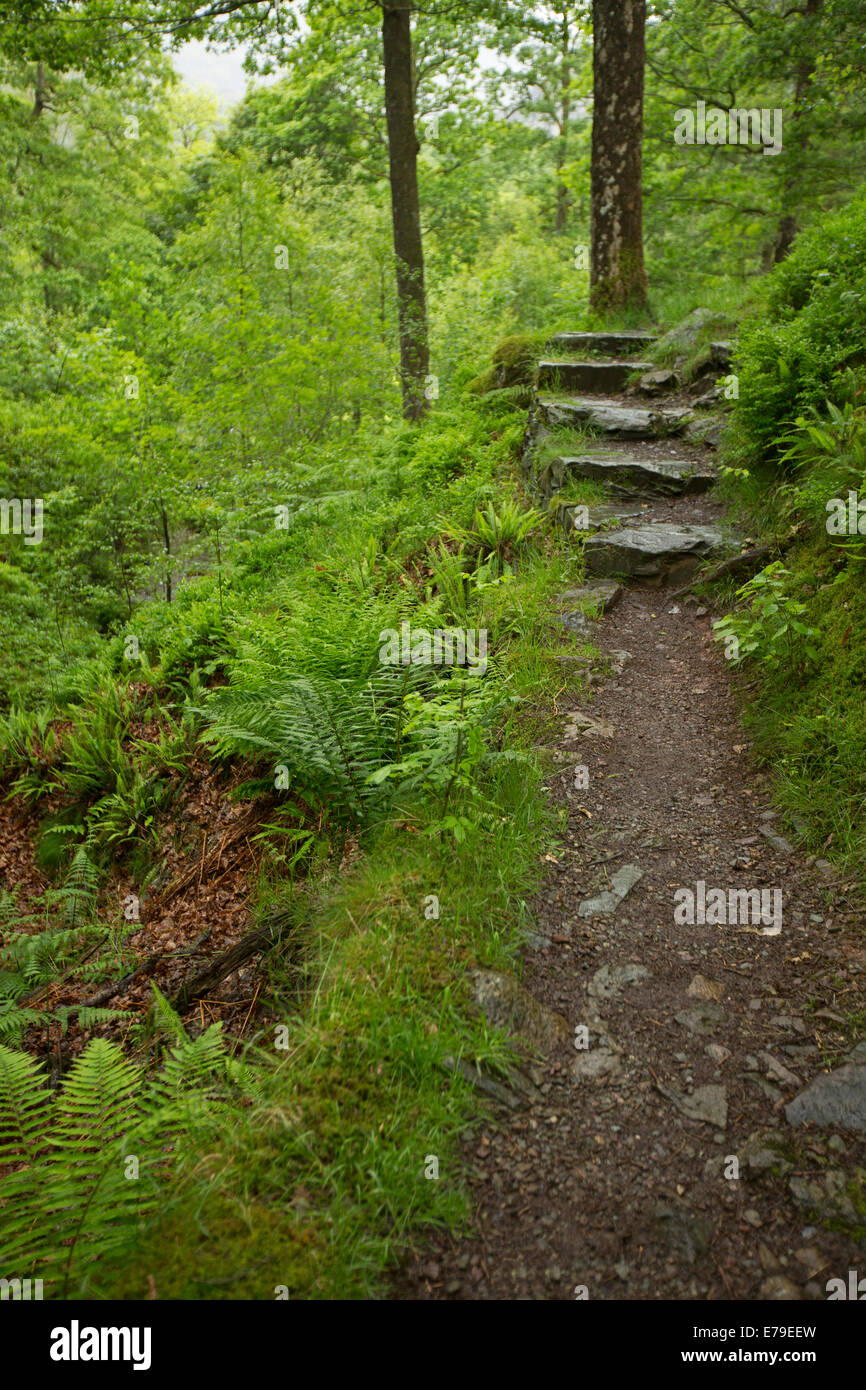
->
[[668, 522, 806, 602], [667, 545, 773, 601], [78, 953, 162, 1009], [169, 924, 277, 1012], [75, 927, 216, 1011]]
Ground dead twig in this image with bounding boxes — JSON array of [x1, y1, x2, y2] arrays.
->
[[169, 923, 280, 1013], [197, 831, 208, 889], [237, 981, 262, 1043], [667, 545, 773, 601]]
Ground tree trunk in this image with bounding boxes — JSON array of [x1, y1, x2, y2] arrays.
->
[[381, 2, 430, 421], [554, 9, 572, 234], [157, 499, 172, 604], [772, 0, 822, 264], [590, 0, 648, 315], [33, 61, 48, 117]]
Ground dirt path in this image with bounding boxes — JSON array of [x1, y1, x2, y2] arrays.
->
[[394, 357, 866, 1302]]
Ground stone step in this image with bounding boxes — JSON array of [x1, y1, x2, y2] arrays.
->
[[547, 330, 657, 356], [555, 577, 624, 636], [710, 340, 734, 369], [537, 359, 652, 394], [538, 395, 691, 440], [583, 522, 733, 583], [552, 501, 644, 534], [560, 578, 623, 614], [548, 453, 715, 498]]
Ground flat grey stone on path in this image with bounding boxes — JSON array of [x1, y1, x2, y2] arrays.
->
[[564, 710, 615, 740], [636, 368, 677, 395], [538, 396, 691, 440], [657, 1081, 728, 1129], [557, 609, 590, 633], [675, 1002, 727, 1036], [584, 522, 731, 580], [559, 579, 623, 613], [537, 359, 652, 394], [551, 453, 714, 497], [527, 931, 552, 950], [785, 1059, 866, 1132], [547, 330, 657, 356], [554, 501, 644, 533], [759, 823, 795, 855], [787, 1169, 861, 1225], [738, 1129, 793, 1178], [579, 864, 643, 918], [572, 1046, 623, 1081], [587, 960, 649, 1000]]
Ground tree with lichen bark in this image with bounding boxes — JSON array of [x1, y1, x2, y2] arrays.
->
[[589, 0, 648, 315], [380, 1, 429, 421]]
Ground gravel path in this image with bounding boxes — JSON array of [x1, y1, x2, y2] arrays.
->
[[394, 372, 866, 1302]]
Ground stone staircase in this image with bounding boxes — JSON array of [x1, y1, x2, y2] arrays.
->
[[523, 329, 738, 590], [537, 395, 692, 440], [536, 359, 653, 394], [547, 453, 715, 498]]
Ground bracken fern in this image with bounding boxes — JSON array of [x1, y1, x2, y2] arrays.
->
[[0, 1009, 246, 1298]]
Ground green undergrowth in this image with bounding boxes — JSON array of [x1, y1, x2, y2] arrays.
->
[[726, 186, 866, 471], [0, 375, 590, 1298], [703, 194, 866, 879], [463, 331, 548, 397], [713, 527, 866, 875], [534, 425, 603, 465], [106, 779, 558, 1299], [547, 477, 610, 512]]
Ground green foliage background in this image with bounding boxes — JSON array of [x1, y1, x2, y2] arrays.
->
[[1, 0, 866, 1300]]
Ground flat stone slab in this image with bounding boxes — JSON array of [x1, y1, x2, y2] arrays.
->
[[538, 396, 692, 440], [579, 865, 644, 918], [553, 500, 644, 533], [657, 1081, 728, 1129], [587, 959, 649, 999], [537, 359, 652, 393], [676, 1002, 727, 1036], [471, 969, 571, 1052], [551, 453, 714, 497], [559, 579, 623, 614], [557, 609, 590, 633], [655, 1203, 714, 1263], [572, 1046, 623, 1081], [686, 416, 725, 450], [635, 368, 677, 396], [785, 1059, 866, 1132], [584, 522, 731, 581], [583, 504, 645, 528], [738, 1129, 794, 1178], [564, 710, 615, 740], [787, 1169, 861, 1226], [759, 823, 795, 855], [547, 330, 657, 356]]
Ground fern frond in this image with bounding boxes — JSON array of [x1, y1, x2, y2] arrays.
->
[[149, 982, 188, 1044], [60, 844, 100, 928], [0, 993, 266, 1294], [0, 1044, 52, 1165]]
